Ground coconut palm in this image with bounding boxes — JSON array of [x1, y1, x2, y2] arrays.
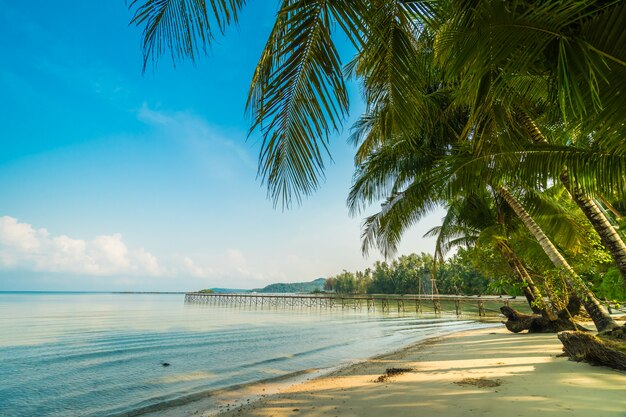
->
[[424, 191, 547, 315], [128, 0, 626, 204], [127, 0, 625, 332], [431, 0, 626, 281], [351, 133, 619, 331], [131, 0, 626, 280], [345, 70, 620, 331]]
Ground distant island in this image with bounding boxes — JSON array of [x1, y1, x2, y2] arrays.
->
[[198, 278, 326, 294], [253, 277, 326, 293]]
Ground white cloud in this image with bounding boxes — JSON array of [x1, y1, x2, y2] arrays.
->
[[0, 216, 269, 288], [182, 256, 214, 278], [133, 248, 162, 276], [0, 216, 45, 252], [0, 216, 164, 277]]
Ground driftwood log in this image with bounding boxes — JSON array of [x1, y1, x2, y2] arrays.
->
[[500, 297, 584, 333], [558, 331, 626, 371]]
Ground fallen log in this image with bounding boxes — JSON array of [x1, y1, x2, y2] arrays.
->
[[558, 331, 626, 371], [500, 297, 584, 333]]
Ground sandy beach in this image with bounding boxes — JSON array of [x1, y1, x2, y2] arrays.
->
[[205, 326, 626, 417]]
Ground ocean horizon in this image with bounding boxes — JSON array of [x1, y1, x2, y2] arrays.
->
[[0, 292, 494, 417]]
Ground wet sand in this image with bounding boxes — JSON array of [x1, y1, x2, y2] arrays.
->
[[212, 326, 626, 417]]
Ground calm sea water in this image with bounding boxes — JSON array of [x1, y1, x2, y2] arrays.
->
[[0, 292, 492, 417]]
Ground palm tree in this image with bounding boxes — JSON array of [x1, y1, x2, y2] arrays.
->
[[132, 2, 626, 287], [512, 112, 626, 282], [127, 1, 625, 332], [349, 126, 619, 331], [344, 43, 619, 330], [128, 1, 626, 204], [431, 1, 626, 281], [498, 185, 619, 331], [424, 191, 548, 315]]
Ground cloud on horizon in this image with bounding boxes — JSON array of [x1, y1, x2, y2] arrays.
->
[[0, 216, 163, 277], [0, 216, 264, 287]]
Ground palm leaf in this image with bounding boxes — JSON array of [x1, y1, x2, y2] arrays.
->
[[129, 0, 245, 70], [246, 0, 366, 207], [448, 144, 626, 199]]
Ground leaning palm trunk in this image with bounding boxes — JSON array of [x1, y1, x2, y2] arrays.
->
[[522, 114, 626, 283], [498, 186, 619, 332], [496, 240, 549, 316], [560, 171, 626, 283], [496, 240, 585, 333]]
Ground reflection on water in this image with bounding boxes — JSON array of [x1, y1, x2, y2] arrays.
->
[[154, 371, 215, 384], [0, 292, 493, 417]]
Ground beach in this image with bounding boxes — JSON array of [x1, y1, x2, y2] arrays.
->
[[197, 326, 626, 417], [4, 293, 625, 417]]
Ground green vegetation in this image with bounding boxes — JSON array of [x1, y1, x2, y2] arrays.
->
[[325, 253, 432, 295], [131, 0, 626, 366], [254, 278, 326, 294], [197, 289, 215, 294], [326, 249, 626, 301]]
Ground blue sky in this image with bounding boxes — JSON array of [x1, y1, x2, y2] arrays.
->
[[0, 1, 441, 291]]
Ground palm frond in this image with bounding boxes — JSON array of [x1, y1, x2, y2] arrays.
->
[[246, 0, 366, 207], [352, 1, 435, 142], [360, 173, 442, 257], [574, 1, 626, 140], [435, 0, 626, 142], [521, 186, 587, 250], [446, 143, 626, 199], [129, 0, 245, 70], [348, 138, 440, 215]]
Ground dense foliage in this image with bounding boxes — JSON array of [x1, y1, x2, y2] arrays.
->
[[325, 252, 488, 296], [325, 247, 626, 301]]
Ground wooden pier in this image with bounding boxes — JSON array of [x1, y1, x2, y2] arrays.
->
[[184, 292, 529, 317]]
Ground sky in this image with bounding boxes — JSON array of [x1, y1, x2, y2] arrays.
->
[[0, 1, 443, 291]]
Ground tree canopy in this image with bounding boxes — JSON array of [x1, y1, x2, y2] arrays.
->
[[129, 0, 626, 356]]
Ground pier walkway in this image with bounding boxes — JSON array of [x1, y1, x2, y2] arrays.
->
[[184, 292, 529, 317]]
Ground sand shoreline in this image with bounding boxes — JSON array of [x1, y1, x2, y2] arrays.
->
[[142, 326, 626, 417], [138, 323, 497, 417], [213, 326, 626, 417]]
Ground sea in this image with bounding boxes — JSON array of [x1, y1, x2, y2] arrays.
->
[[0, 292, 495, 417]]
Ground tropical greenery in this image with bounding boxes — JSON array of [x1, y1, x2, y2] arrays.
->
[[129, 0, 626, 366], [325, 249, 626, 301], [325, 252, 491, 296]]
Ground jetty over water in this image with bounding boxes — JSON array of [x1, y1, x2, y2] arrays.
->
[[184, 292, 530, 317]]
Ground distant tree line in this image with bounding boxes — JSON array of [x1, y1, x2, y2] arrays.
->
[[324, 252, 485, 295], [324, 250, 625, 300]]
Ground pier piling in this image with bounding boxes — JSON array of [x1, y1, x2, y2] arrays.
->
[[184, 293, 526, 317]]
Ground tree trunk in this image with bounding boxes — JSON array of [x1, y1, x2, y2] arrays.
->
[[521, 112, 626, 284], [500, 296, 583, 333], [496, 241, 545, 315], [498, 186, 620, 332], [558, 331, 626, 371], [560, 170, 626, 284]]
